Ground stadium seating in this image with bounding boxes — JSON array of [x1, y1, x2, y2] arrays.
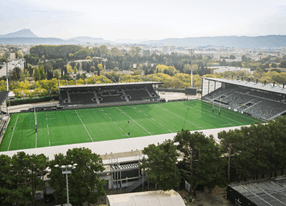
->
[[69, 92, 95, 104], [124, 88, 150, 101], [203, 86, 286, 121], [59, 84, 161, 106], [97, 94, 126, 103]]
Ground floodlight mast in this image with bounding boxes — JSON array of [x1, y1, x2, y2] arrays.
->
[[189, 49, 194, 87], [188, 49, 194, 87], [55, 163, 77, 206]]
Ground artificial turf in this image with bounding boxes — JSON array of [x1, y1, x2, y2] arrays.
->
[[0, 100, 263, 151]]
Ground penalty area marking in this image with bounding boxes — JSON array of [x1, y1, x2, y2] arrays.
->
[[7, 115, 19, 151], [75, 110, 94, 142]]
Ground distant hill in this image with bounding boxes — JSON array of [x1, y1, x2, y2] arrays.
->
[[1, 29, 286, 48], [140, 35, 286, 48], [67, 36, 114, 44], [0, 29, 38, 38], [0, 37, 81, 45], [114, 39, 149, 44]]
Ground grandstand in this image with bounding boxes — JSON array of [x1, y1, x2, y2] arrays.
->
[[0, 91, 11, 147], [202, 77, 286, 121], [59, 82, 162, 108]]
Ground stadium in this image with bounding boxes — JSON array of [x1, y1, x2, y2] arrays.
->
[[0, 77, 285, 194]]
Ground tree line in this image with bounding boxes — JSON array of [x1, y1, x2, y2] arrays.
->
[[0, 148, 105, 206], [141, 116, 286, 196]]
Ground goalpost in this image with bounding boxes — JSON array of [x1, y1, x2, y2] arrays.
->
[[34, 107, 37, 127], [212, 96, 221, 116], [34, 107, 37, 148]]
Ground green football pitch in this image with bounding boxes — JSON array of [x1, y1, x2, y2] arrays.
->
[[0, 100, 262, 152]]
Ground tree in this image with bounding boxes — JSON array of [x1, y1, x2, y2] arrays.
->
[[174, 130, 226, 196], [34, 67, 40, 81], [230, 55, 236, 59], [99, 45, 109, 57], [54, 70, 61, 79], [141, 140, 181, 191], [49, 148, 106, 206], [97, 63, 103, 76], [0, 152, 48, 206], [39, 66, 46, 80], [280, 61, 286, 68], [26, 154, 49, 206], [9, 67, 22, 81]]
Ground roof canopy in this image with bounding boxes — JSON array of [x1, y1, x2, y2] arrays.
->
[[106, 190, 185, 206], [204, 77, 286, 95], [59, 81, 162, 90]]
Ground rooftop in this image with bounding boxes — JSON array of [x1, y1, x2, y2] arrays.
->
[[204, 77, 286, 95]]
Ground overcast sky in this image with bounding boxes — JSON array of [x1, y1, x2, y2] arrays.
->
[[1, 0, 286, 41]]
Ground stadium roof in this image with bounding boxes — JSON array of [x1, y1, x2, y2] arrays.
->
[[230, 176, 286, 206], [204, 77, 286, 95], [59, 81, 162, 89], [106, 190, 185, 206], [0, 125, 252, 164], [0, 91, 9, 104]]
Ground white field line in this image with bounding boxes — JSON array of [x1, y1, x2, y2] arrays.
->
[[119, 127, 123, 131], [144, 114, 148, 117], [8, 115, 19, 151], [168, 129, 172, 132], [155, 105, 203, 129], [159, 123, 164, 127], [116, 107, 152, 135], [114, 122, 117, 125], [35, 131, 37, 148], [34, 107, 37, 125], [190, 102, 242, 125], [151, 118, 155, 121], [109, 117, 112, 120], [75, 111, 94, 142]]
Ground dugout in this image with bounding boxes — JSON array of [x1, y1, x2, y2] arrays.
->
[[106, 190, 185, 206]]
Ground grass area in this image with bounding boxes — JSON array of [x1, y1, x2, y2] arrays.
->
[[0, 100, 262, 151]]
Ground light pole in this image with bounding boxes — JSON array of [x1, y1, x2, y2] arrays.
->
[[55, 163, 77, 206], [190, 49, 194, 88]]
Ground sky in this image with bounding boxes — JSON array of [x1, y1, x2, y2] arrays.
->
[[1, 0, 286, 41]]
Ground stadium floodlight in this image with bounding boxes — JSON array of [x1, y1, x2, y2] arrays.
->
[[190, 49, 194, 87], [55, 164, 77, 206]]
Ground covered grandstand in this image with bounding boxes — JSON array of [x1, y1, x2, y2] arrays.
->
[[202, 77, 286, 121], [59, 82, 163, 108]]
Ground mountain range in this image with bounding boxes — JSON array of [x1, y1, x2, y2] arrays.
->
[[1, 29, 286, 49]]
